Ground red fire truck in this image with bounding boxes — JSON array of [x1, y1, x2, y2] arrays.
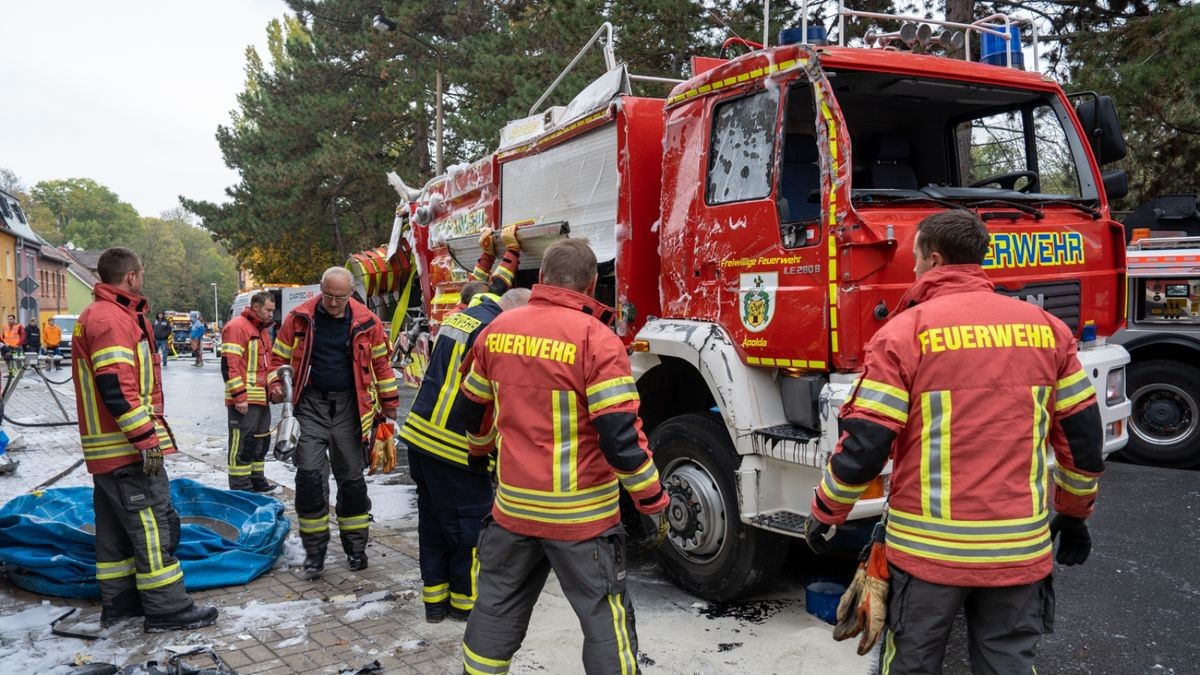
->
[[390, 10, 1132, 600]]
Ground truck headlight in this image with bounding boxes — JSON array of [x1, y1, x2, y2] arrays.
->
[[1105, 367, 1125, 405]]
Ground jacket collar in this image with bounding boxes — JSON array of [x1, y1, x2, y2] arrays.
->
[[240, 306, 273, 330], [529, 284, 615, 325], [94, 282, 149, 316], [895, 265, 995, 310]]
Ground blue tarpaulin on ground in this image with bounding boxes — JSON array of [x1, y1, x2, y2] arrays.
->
[[0, 478, 290, 598]]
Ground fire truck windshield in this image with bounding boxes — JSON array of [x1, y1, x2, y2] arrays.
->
[[780, 70, 1098, 212]]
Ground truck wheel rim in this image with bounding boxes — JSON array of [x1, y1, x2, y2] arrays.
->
[[1130, 382, 1197, 447], [662, 459, 726, 561]]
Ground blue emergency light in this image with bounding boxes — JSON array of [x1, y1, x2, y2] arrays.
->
[[979, 24, 1024, 69], [1081, 323, 1098, 342], [779, 25, 828, 46]]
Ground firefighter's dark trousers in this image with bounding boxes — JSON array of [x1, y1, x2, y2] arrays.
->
[[462, 520, 639, 675], [93, 465, 192, 617], [227, 404, 271, 491], [408, 445, 492, 613], [879, 565, 1055, 675], [294, 390, 371, 558]]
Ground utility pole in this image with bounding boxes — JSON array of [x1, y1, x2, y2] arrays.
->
[[211, 283, 219, 327]]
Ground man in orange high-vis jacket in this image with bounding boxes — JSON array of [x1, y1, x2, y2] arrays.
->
[[73, 247, 217, 633], [221, 290, 277, 493], [456, 239, 668, 675], [268, 266, 400, 579], [43, 317, 63, 370], [804, 211, 1103, 674]]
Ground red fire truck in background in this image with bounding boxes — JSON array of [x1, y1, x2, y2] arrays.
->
[[1112, 195, 1200, 468], [388, 8, 1132, 600]]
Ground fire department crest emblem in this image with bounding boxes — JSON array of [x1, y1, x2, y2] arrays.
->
[[739, 272, 777, 333]]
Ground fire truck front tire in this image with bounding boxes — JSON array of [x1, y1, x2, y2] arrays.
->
[[1124, 359, 1200, 468], [649, 412, 786, 601]]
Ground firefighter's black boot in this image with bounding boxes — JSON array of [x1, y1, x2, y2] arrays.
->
[[302, 551, 326, 579], [100, 589, 144, 628], [143, 602, 218, 633], [347, 552, 368, 571]]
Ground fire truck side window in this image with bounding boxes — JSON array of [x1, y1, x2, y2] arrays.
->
[[778, 82, 820, 248], [958, 103, 1081, 197], [706, 88, 779, 205]]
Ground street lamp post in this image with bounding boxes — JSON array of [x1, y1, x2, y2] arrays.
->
[[211, 283, 219, 327], [373, 14, 443, 174]]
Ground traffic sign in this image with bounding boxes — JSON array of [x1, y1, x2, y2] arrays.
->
[[17, 276, 38, 295]]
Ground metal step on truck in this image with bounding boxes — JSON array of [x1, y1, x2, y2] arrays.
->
[[389, 4, 1132, 600], [1112, 194, 1200, 468]]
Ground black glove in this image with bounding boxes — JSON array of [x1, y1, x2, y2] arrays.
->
[[467, 453, 491, 476], [1049, 514, 1091, 565], [804, 514, 834, 554], [141, 445, 164, 476]]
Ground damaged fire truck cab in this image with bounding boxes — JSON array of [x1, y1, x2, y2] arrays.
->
[[403, 17, 1131, 602]]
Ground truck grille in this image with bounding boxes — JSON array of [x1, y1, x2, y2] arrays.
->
[[994, 280, 1081, 332]]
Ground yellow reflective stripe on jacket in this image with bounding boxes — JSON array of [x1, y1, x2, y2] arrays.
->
[[76, 359, 101, 434], [92, 345, 136, 369], [1030, 386, 1051, 514], [463, 367, 494, 401], [221, 342, 246, 356], [116, 406, 152, 433], [337, 514, 370, 531], [400, 410, 472, 465], [819, 467, 869, 505], [137, 342, 154, 410], [496, 480, 620, 522], [224, 376, 245, 392], [376, 376, 398, 396], [1054, 465, 1099, 496], [855, 378, 910, 425], [272, 340, 294, 360], [96, 557, 135, 580], [919, 390, 952, 519], [463, 642, 511, 675], [886, 525, 1051, 564], [432, 341, 468, 426], [244, 387, 267, 403], [585, 376, 639, 414], [371, 342, 388, 359], [246, 341, 260, 387], [614, 457, 659, 493], [551, 390, 579, 493], [1054, 369, 1094, 412]]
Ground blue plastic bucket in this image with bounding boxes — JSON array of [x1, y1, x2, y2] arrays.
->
[[805, 579, 847, 625]]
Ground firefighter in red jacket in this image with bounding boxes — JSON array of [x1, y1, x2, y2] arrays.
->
[[268, 267, 400, 578], [456, 239, 668, 675], [804, 212, 1103, 674], [221, 290, 277, 492], [72, 247, 218, 632]]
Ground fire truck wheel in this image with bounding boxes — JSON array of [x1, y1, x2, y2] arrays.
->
[[1124, 359, 1200, 468], [649, 411, 787, 601]]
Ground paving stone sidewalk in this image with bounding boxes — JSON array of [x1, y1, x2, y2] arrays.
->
[[0, 370, 466, 674]]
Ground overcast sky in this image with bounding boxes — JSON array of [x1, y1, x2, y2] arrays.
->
[[2, 1, 288, 217]]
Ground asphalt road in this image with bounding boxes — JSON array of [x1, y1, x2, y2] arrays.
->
[[160, 358, 1198, 674], [941, 457, 1200, 675]]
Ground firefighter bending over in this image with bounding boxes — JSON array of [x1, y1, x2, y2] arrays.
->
[[804, 211, 1103, 673], [400, 224, 525, 623], [456, 238, 668, 674], [268, 267, 400, 578]]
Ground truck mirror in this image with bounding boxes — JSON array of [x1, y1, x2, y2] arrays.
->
[[1075, 95, 1127, 164], [1102, 169, 1128, 201]]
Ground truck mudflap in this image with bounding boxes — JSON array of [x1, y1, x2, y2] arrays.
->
[[1076, 341, 1132, 456]]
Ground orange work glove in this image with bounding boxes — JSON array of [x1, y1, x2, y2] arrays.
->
[[500, 223, 520, 251], [832, 541, 890, 655], [368, 421, 397, 475], [478, 227, 495, 253]]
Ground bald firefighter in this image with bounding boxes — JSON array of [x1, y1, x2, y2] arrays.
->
[[456, 239, 668, 674], [804, 211, 1104, 673]]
